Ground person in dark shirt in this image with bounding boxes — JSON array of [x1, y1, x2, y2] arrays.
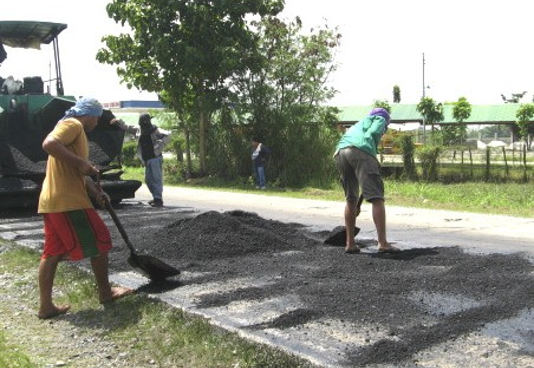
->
[[137, 114, 171, 207], [251, 137, 270, 190]]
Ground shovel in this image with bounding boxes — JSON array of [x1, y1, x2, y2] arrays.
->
[[97, 176, 180, 281], [324, 194, 364, 246]]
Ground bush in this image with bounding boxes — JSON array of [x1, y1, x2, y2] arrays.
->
[[122, 140, 142, 167], [397, 134, 417, 180], [169, 134, 185, 162], [417, 145, 441, 182]]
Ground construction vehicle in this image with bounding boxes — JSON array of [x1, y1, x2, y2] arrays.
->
[[0, 21, 141, 209]]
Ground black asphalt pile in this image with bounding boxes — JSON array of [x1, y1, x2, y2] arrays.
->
[[102, 206, 534, 367], [0, 177, 39, 190], [157, 210, 318, 260], [88, 140, 116, 167], [2, 145, 46, 174], [1, 137, 117, 175]]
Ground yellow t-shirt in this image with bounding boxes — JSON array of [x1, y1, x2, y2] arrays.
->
[[38, 118, 93, 213]]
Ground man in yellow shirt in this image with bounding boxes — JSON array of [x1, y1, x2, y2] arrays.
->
[[37, 97, 133, 319]]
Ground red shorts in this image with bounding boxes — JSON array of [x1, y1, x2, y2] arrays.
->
[[42, 209, 112, 261]]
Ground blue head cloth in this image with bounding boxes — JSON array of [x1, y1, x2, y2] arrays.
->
[[369, 107, 391, 124], [63, 97, 103, 119], [369, 107, 391, 135]]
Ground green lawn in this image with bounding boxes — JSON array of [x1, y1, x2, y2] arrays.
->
[[122, 166, 534, 218]]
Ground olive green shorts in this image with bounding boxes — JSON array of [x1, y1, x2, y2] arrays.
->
[[335, 147, 384, 202]]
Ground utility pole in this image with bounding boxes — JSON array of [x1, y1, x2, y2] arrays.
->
[[423, 52, 426, 98], [422, 53, 426, 143]]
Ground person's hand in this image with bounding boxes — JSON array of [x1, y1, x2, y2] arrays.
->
[[94, 188, 110, 208], [78, 160, 98, 176]]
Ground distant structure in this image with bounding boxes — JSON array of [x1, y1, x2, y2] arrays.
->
[[501, 91, 527, 103], [102, 100, 164, 110]]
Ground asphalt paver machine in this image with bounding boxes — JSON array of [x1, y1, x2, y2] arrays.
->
[[0, 21, 141, 209]]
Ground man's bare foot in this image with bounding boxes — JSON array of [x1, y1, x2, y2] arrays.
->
[[99, 286, 134, 304], [345, 245, 360, 254], [377, 245, 401, 253], [38, 304, 71, 319]]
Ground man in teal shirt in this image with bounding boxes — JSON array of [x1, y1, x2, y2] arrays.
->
[[335, 107, 400, 254]]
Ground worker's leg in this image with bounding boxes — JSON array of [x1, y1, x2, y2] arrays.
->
[[344, 198, 359, 252], [91, 253, 133, 303], [371, 198, 387, 248], [38, 255, 70, 319]]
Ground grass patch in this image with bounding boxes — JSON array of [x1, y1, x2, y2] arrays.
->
[[122, 165, 533, 218], [385, 181, 534, 217], [0, 245, 316, 368], [0, 333, 34, 368]]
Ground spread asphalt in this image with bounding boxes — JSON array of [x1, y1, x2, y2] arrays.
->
[[130, 186, 534, 367], [1, 185, 533, 368]]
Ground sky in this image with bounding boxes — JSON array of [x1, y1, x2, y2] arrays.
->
[[2, 0, 534, 106]]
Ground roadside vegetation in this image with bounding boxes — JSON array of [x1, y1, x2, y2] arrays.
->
[[0, 243, 316, 368], [98, 1, 532, 221], [121, 166, 534, 218]]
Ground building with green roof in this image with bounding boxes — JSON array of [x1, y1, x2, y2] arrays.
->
[[337, 103, 527, 126]]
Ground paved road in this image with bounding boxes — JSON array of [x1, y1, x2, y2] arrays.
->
[[137, 185, 533, 255], [2, 185, 533, 368]]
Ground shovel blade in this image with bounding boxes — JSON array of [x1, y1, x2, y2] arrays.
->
[[323, 226, 361, 246], [128, 253, 180, 281]]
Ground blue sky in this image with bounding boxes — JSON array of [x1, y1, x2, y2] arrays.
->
[[3, 0, 533, 106]]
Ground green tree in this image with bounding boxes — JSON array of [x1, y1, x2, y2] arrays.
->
[[516, 103, 534, 148], [416, 97, 444, 144], [97, 0, 283, 175], [393, 85, 401, 103], [373, 100, 391, 113], [442, 96, 472, 146], [158, 89, 198, 179], [398, 134, 417, 180], [225, 16, 341, 187], [416, 97, 443, 179], [515, 103, 534, 179]]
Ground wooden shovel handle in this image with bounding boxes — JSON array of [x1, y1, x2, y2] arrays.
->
[[96, 173, 137, 255]]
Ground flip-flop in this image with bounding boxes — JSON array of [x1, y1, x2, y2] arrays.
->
[[377, 246, 401, 254], [38, 304, 71, 320], [345, 246, 361, 254]]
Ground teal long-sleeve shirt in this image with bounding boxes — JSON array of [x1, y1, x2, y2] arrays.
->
[[335, 115, 387, 157]]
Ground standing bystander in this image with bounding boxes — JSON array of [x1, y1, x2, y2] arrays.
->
[[136, 113, 171, 207], [251, 137, 270, 190]]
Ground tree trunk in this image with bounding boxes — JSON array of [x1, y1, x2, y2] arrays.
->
[[184, 125, 192, 179], [198, 97, 207, 175]]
